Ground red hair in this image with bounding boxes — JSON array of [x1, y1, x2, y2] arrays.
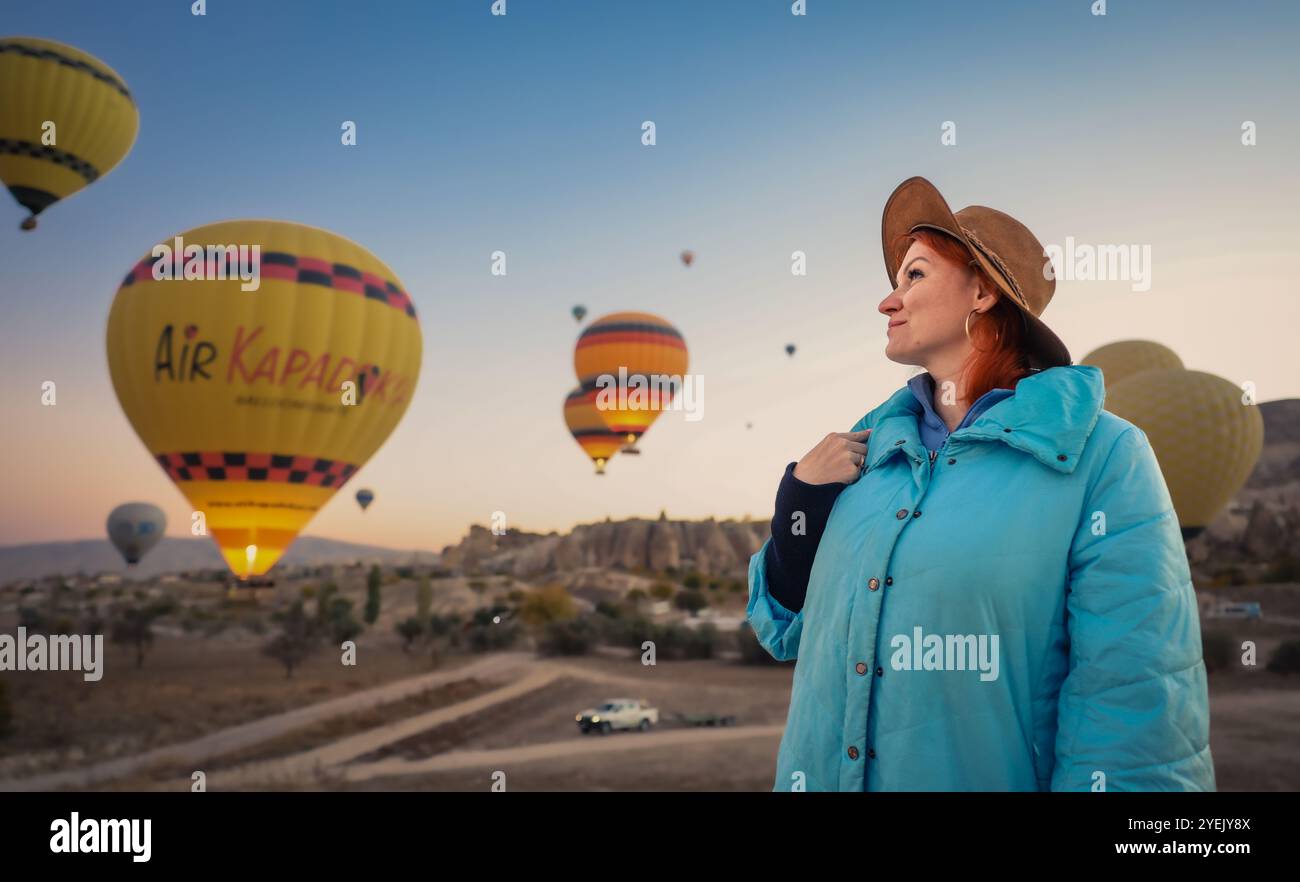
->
[[891, 228, 1031, 401]]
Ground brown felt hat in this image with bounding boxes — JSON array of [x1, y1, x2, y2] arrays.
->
[[882, 176, 1072, 370]]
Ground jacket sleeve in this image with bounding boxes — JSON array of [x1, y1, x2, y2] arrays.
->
[[1051, 426, 1215, 791], [746, 536, 804, 661]]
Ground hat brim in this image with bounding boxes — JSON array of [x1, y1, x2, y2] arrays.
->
[[881, 176, 1072, 369]]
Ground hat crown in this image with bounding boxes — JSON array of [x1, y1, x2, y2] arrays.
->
[[952, 205, 1055, 316]]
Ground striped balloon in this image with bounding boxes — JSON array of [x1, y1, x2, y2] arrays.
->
[[0, 38, 139, 229], [106, 220, 422, 578], [572, 311, 689, 448], [564, 387, 623, 475]]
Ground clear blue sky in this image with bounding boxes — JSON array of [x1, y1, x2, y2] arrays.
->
[[3, 0, 1298, 550]]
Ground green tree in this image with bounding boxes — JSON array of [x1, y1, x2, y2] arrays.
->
[[395, 617, 424, 652], [650, 582, 674, 601], [328, 597, 363, 644], [416, 576, 433, 621], [263, 601, 318, 678], [364, 565, 382, 625], [683, 573, 703, 590], [316, 582, 338, 624]]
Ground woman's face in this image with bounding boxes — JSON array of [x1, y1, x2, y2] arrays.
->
[[878, 238, 990, 369]]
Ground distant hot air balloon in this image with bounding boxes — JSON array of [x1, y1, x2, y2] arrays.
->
[[564, 387, 622, 475], [355, 488, 375, 511], [106, 220, 422, 578], [1081, 340, 1183, 389], [572, 305, 587, 323], [0, 38, 139, 230], [573, 311, 689, 450], [107, 502, 166, 565], [785, 343, 796, 357], [1105, 368, 1264, 539], [680, 250, 694, 267]]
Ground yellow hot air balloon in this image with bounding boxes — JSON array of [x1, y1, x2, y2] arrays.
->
[[1105, 368, 1264, 538], [1081, 339, 1183, 389], [564, 387, 622, 475], [573, 311, 689, 450], [0, 38, 139, 230], [106, 220, 422, 577]]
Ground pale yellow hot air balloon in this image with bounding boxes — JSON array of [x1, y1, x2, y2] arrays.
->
[[106, 221, 422, 577], [1081, 340, 1183, 389], [0, 37, 139, 229], [1105, 368, 1264, 538]]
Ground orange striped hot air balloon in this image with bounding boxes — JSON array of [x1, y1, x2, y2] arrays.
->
[[573, 311, 689, 450], [564, 386, 623, 475]]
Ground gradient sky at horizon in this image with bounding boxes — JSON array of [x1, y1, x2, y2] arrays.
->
[[2, 0, 1298, 553]]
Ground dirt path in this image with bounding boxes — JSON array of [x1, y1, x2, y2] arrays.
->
[[205, 665, 565, 789], [0, 652, 533, 792], [338, 724, 786, 783]]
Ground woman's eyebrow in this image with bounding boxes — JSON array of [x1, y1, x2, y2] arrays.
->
[[898, 256, 930, 283]]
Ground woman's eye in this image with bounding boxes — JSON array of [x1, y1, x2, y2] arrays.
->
[[907, 268, 924, 281]]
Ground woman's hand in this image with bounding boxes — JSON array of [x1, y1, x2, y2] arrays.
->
[[793, 429, 872, 485]]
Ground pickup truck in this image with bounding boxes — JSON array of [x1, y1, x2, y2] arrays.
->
[[575, 698, 659, 735]]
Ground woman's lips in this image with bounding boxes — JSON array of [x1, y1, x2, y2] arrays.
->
[[888, 321, 906, 334]]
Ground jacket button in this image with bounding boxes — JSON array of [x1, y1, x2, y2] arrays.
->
[[947, 458, 956, 465], [867, 578, 880, 590], [895, 508, 909, 519], [867, 748, 877, 759], [856, 662, 868, 675], [912, 510, 922, 518], [875, 666, 883, 677], [1057, 454, 1068, 461], [847, 746, 859, 760], [885, 576, 893, 586], [1003, 427, 1013, 433]]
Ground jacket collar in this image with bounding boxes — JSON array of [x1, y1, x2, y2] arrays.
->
[[865, 365, 1105, 475]]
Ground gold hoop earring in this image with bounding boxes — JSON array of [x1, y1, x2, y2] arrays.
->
[[966, 309, 1002, 347]]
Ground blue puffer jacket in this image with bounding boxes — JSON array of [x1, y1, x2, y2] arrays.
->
[[747, 364, 1215, 791]]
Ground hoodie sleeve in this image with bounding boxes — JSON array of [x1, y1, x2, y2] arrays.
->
[[1051, 426, 1215, 791]]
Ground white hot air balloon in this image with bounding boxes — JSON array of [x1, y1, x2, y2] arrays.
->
[[107, 502, 166, 565]]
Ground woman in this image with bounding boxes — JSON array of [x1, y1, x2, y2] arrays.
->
[[746, 176, 1214, 792]]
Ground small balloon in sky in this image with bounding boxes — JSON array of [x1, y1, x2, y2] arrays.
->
[[785, 343, 796, 357], [355, 488, 375, 511], [107, 502, 166, 565], [680, 250, 694, 267], [572, 304, 587, 323]]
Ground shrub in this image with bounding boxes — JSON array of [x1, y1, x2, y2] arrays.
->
[[1201, 630, 1236, 675], [0, 678, 12, 738], [1267, 640, 1300, 674], [683, 573, 703, 590], [395, 617, 424, 652], [1263, 556, 1300, 584], [519, 583, 576, 625], [681, 623, 718, 659], [674, 589, 708, 617], [650, 582, 674, 601], [737, 622, 782, 665], [538, 617, 597, 656]]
